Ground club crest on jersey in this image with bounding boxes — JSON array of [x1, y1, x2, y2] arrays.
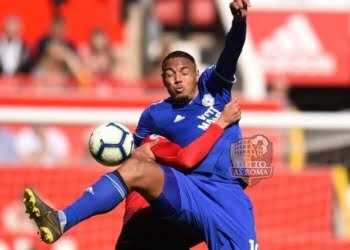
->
[[202, 94, 215, 107]]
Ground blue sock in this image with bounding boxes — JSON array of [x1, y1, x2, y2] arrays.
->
[[61, 172, 128, 232]]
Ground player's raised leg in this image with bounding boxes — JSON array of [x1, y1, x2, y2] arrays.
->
[[23, 145, 168, 244]]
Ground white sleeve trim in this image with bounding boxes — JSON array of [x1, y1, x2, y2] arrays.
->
[[215, 70, 237, 84], [133, 132, 146, 139]]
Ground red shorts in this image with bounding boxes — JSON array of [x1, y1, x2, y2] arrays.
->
[[123, 191, 150, 224]]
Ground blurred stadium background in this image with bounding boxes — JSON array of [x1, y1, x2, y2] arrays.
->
[[1, 0, 350, 249]]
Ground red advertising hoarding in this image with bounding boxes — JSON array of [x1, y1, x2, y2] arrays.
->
[[249, 10, 350, 86]]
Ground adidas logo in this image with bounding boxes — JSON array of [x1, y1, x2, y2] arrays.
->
[[173, 115, 185, 123], [257, 14, 336, 75]]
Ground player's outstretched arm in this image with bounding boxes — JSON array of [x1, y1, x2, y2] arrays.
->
[[215, 0, 250, 83], [143, 98, 241, 171]]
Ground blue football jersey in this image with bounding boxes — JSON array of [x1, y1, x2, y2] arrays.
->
[[134, 20, 246, 180], [133, 19, 254, 250], [134, 65, 242, 180]]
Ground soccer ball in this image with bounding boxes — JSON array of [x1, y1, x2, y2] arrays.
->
[[89, 122, 134, 166]]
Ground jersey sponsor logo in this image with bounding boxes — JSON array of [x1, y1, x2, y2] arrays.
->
[[230, 134, 274, 186], [197, 106, 221, 131], [173, 115, 185, 123], [201, 94, 215, 107], [258, 14, 336, 76]]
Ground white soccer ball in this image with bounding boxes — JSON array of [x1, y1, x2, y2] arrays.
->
[[89, 122, 134, 166]]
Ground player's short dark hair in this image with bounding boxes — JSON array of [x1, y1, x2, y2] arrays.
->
[[162, 51, 196, 71]]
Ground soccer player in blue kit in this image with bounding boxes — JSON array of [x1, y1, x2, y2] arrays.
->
[[23, 1, 257, 249]]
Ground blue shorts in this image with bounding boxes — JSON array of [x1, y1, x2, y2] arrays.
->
[[149, 166, 257, 250]]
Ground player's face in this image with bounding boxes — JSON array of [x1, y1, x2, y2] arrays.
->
[[162, 57, 199, 106]]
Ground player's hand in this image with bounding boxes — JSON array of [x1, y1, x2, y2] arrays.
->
[[216, 97, 241, 129], [230, 0, 250, 21], [132, 140, 158, 162]]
